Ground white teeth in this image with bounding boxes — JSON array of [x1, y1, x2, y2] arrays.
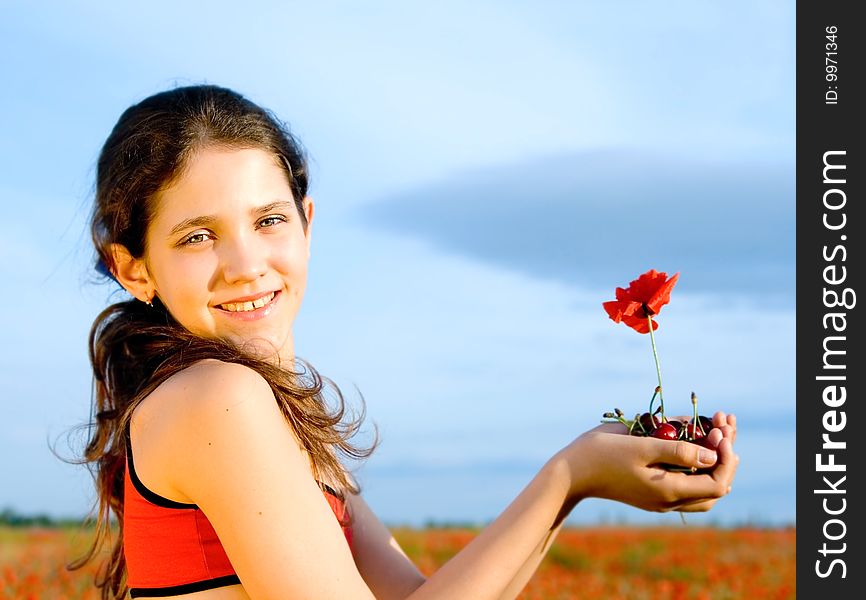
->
[[220, 292, 275, 312]]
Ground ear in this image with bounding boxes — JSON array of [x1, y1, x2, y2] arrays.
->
[[302, 196, 314, 257], [109, 243, 155, 303]]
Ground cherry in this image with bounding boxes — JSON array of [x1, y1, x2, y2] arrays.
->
[[651, 422, 678, 440], [685, 422, 705, 441], [638, 412, 661, 434], [685, 415, 714, 441], [601, 401, 717, 471]]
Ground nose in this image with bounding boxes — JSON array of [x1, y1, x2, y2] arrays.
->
[[219, 233, 268, 284]]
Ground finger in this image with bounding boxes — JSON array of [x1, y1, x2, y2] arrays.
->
[[712, 411, 727, 429], [724, 441, 741, 487], [705, 428, 723, 449], [592, 422, 630, 435], [649, 438, 718, 470], [657, 438, 736, 501], [709, 412, 730, 444], [660, 438, 739, 506], [675, 497, 719, 513], [718, 424, 734, 440], [707, 411, 734, 440], [675, 490, 738, 512], [709, 438, 738, 489]]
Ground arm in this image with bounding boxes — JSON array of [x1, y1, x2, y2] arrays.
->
[[405, 458, 573, 600], [157, 360, 573, 600], [347, 474, 569, 600], [154, 360, 736, 600], [495, 517, 566, 600], [350, 461, 574, 600], [496, 411, 738, 599], [406, 440, 727, 600], [347, 491, 427, 600]]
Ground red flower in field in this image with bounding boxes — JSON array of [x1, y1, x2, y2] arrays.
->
[[602, 269, 679, 333]]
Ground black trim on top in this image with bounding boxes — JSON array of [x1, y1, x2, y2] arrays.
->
[[318, 481, 343, 500], [129, 574, 241, 597], [125, 426, 198, 509], [125, 425, 344, 509]]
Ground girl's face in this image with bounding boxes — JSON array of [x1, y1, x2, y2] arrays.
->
[[140, 146, 314, 363]]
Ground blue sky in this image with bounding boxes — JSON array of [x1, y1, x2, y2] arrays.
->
[[1, 1, 794, 527]]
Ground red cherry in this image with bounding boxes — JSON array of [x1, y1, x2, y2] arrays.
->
[[697, 437, 716, 449], [651, 423, 678, 440], [686, 415, 715, 441], [638, 412, 661, 434], [686, 422, 705, 441]]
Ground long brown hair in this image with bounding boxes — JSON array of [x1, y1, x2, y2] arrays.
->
[[69, 84, 377, 599]]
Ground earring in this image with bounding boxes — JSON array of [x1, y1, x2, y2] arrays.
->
[[143, 294, 154, 308]]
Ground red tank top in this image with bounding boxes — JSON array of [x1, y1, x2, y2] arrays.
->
[[123, 429, 353, 598]]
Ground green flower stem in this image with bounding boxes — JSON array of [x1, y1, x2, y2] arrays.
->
[[647, 314, 665, 421]]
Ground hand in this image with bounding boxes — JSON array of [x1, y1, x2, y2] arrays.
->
[[554, 411, 738, 513], [671, 411, 738, 512]]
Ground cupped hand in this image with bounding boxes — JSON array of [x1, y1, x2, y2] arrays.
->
[[673, 411, 738, 512], [556, 411, 739, 513]]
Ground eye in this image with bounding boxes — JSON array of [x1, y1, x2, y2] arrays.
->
[[180, 231, 213, 246], [257, 215, 287, 229]]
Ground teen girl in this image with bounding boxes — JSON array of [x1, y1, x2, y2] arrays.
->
[[76, 84, 738, 599]]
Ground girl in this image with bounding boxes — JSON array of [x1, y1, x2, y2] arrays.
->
[[75, 84, 738, 599]]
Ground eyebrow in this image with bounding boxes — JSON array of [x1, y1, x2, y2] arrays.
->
[[167, 200, 296, 238]]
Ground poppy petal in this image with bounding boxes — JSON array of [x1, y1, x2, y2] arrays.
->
[[627, 270, 667, 303], [622, 313, 658, 334], [645, 272, 679, 315], [614, 286, 633, 302], [603, 269, 676, 332], [603, 300, 643, 323], [602, 300, 623, 322]]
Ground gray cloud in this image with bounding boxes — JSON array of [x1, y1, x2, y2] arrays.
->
[[355, 149, 794, 302]]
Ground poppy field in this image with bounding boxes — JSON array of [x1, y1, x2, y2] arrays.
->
[[1, 525, 794, 599], [395, 526, 795, 599]]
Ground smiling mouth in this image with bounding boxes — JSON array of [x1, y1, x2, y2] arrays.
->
[[217, 291, 277, 313]]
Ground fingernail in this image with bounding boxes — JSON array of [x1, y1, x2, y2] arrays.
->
[[699, 448, 717, 465]]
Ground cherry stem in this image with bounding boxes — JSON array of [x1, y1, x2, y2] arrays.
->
[[692, 395, 699, 437], [602, 413, 635, 432], [648, 388, 659, 419], [646, 314, 666, 421], [691, 392, 706, 436]]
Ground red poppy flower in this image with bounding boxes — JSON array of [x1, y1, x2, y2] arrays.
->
[[602, 269, 679, 334]]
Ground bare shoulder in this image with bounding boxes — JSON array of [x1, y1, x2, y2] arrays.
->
[[133, 358, 376, 598], [133, 359, 288, 442], [140, 358, 272, 414], [129, 359, 293, 503], [133, 359, 262, 434], [139, 358, 305, 464]]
